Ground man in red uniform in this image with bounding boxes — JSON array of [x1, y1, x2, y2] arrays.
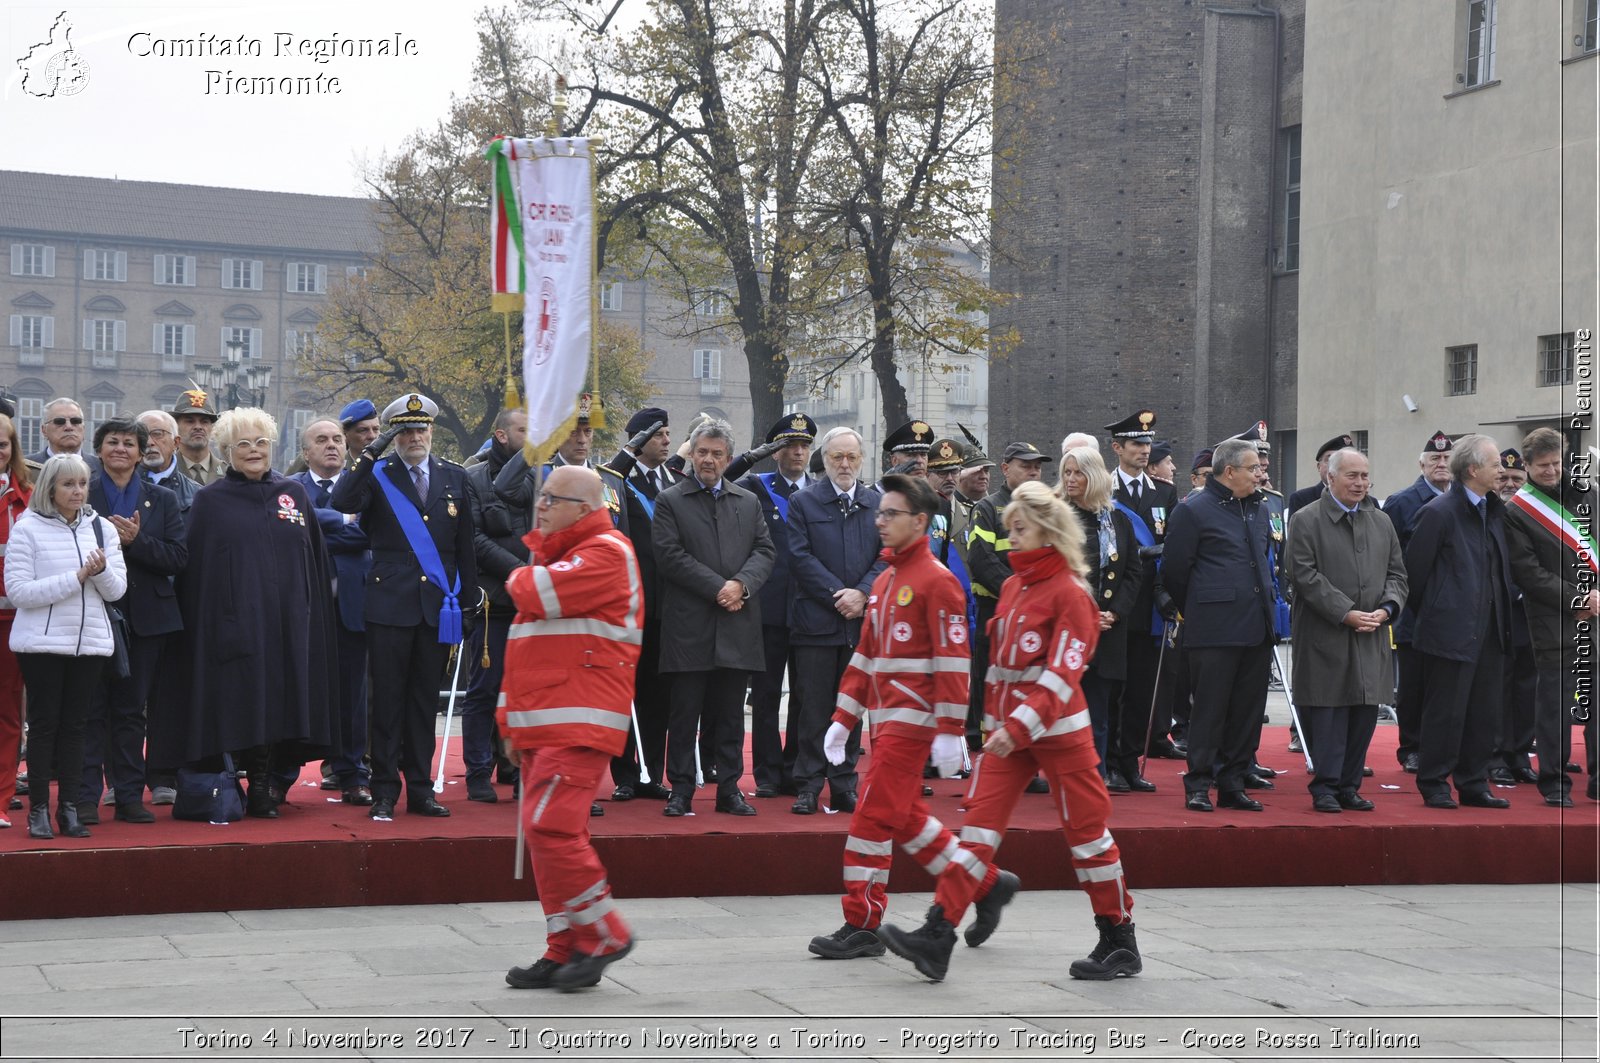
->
[[499, 465, 640, 992], [807, 474, 1018, 963]]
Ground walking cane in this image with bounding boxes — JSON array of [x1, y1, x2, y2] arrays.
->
[[434, 642, 466, 794], [1272, 644, 1314, 772], [1139, 621, 1173, 777], [630, 701, 651, 785]]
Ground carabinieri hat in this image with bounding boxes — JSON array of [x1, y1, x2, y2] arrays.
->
[[765, 412, 817, 445], [1500, 448, 1525, 471], [381, 392, 438, 426], [884, 420, 936, 454], [1149, 440, 1173, 466], [1232, 420, 1270, 451], [1103, 410, 1157, 443], [1315, 433, 1356, 461], [1191, 448, 1214, 473], [338, 398, 377, 427], [1424, 429, 1453, 453], [927, 438, 967, 472]]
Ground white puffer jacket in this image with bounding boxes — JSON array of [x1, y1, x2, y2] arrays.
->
[[5, 506, 127, 657]]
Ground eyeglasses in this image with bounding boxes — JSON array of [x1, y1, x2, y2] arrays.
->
[[231, 437, 273, 451], [145, 429, 173, 439], [537, 491, 587, 507], [875, 507, 912, 523], [49, 417, 84, 427]]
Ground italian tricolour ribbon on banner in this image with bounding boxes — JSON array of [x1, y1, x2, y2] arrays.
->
[[1510, 482, 1599, 573], [487, 136, 594, 460]]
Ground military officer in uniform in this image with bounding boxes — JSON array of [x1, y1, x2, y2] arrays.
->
[[1231, 421, 1287, 781], [171, 389, 225, 485], [738, 412, 817, 797], [493, 394, 630, 536], [1104, 411, 1180, 774], [883, 420, 935, 478], [330, 393, 478, 821]]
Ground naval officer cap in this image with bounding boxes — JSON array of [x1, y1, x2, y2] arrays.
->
[[1104, 410, 1157, 443], [884, 419, 936, 454], [339, 398, 378, 427], [382, 392, 438, 427], [765, 411, 818, 445]]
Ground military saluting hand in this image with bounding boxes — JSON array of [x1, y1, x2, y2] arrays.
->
[[365, 425, 403, 459]]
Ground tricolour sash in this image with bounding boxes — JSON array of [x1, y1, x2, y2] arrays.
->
[[1510, 483, 1599, 573], [375, 464, 463, 643]]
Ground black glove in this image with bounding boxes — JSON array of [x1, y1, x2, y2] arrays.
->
[[1154, 588, 1178, 621], [365, 425, 402, 459], [1137, 544, 1164, 560], [627, 420, 666, 454], [748, 438, 785, 461]]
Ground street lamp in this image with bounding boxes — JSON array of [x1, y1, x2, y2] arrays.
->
[[194, 338, 273, 411]]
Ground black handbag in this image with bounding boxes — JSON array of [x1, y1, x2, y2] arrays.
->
[[89, 517, 131, 679], [173, 753, 246, 823]]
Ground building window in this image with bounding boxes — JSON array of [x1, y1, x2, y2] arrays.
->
[[17, 397, 42, 456], [1538, 332, 1575, 387], [1586, 0, 1598, 53], [1352, 430, 1370, 455], [1464, 0, 1496, 87], [9, 314, 53, 364], [222, 326, 261, 359], [89, 401, 117, 441], [948, 364, 973, 405], [83, 248, 126, 282], [599, 283, 619, 311], [1282, 126, 1301, 272], [10, 244, 54, 277], [694, 348, 722, 397], [1447, 344, 1478, 396], [155, 254, 195, 286], [156, 323, 194, 372], [345, 265, 368, 283], [285, 329, 319, 359], [288, 262, 327, 294], [696, 293, 727, 318], [85, 318, 126, 368], [222, 258, 262, 290]]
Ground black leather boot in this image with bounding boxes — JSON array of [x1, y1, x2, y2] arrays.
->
[[27, 804, 52, 839], [876, 903, 957, 981], [56, 801, 90, 838], [1069, 915, 1142, 980]]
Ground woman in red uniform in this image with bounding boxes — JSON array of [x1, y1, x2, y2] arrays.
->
[[0, 415, 31, 828], [878, 481, 1141, 981]]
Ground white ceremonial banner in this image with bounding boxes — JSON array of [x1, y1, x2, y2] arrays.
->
[[514, 137, 593, 459]]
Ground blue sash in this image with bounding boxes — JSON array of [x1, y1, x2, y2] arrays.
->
[[758, 473, 792, 524], [1113, 501, 1165, 636], [374, 464, 462, 644], [623, 476, 656, 521]]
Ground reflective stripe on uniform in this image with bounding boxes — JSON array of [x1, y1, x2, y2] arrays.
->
[[960, 825, 1003, 850], [1043, 709, 1090, 736], [844, 835, 893, 857], [1039, 669, 1073, 703], [868, 707, 935, 729], [1070, 830, 1115, 860], [508, 617, 643, 644], [533, 565, 562, 618], [923, 837, 960, 874], [836, 692, 868, 720], [874, 657, 967, 675], [988, 664, 1043, 684], [952, 846, 987, 879], [1010, 704, 1045, 742], [901, 817, 944, 855], [503, 707, 631, 731], [565, 877, 610, 908], [1075, 861, 1124, 884], [568, 894, 618, 925], [843, 866, 890, 883]]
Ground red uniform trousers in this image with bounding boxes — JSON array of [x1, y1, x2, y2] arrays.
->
[[0, 619, 21, 816], [519, 745, 631, 964], [842, 734, 997, 929], [934, 740, 1133, 924]]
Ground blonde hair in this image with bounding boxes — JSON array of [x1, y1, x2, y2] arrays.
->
[[0, 414, 31, 491], [29, 454, 90, 519], [211, 406, 280, 463], [1056, 445, 1114, 513], [1003, 480, 1091, 580]]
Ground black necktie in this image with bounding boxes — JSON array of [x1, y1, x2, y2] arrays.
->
[[316, 478, 333, 507], [1129, 478, 1142, 504]]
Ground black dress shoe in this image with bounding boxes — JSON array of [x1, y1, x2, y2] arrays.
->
[[1184, 792, 1213, 813], [634, 781, 671, 800], [370, 797, 396, 820], [78, 804, 100, 825], [1241, 773, 1276, 791], [1514, 766, 1539, 784], [1545, 792, 1575, 808], [115, 802, 155, 823], [1459, 790, 1511, 809], [246, 791, 279, 819], [922, 783, 935, 796], [610, 784, 636, 802], [1422, 791, 1458, 809], [590, 801, 605, 817], [467, 776, 499, 802], [1104, 770, 1131, 794], [1567, 762, 1582, 773], [1147, 740, 1184, 760], [1362, 766, 1374, 777], [407, 795, 451, 817], [791, 791, 818, 815], [1487, 766, 1516, 786], [1024, 775, 1050, 794], [663, 792, 693, 817], [831, 790, 858, 813], [342, 784, 374, 806], [1312, 794, 1342, 813], [1337, 791, 1375, 811], [1170, 739, 1188, 756], [1248, 763, 1278, 778], [1217, 791, 1263, 812], [753, 785, 779, 798], [777, 780, 800, 797], [56, 804, 91, 837], [1126, 774, 1157, 793], [715, 792, 757, 816], [1401, 753, 1420, 774], [27, 805, 52, 839]]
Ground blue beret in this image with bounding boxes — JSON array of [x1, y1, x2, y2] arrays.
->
[[339, 399, 377, 426], [626, 407, 670, 436]]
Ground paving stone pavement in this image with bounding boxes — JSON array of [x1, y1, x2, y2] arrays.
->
[[0, 884, 1595, 1062]]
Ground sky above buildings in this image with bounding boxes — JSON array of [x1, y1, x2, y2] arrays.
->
[[3, 0, 489, 198]]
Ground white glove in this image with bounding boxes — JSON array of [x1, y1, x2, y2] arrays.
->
[[931, 733, 965, 778], [823, 721, 850, 766]]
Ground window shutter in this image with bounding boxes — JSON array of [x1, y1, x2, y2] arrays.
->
[[154, 253, 166, 283], [285, 262, 296, 292], [183, 256, 196, 285], [9, 246, 20, 275], [152, 323, 162, 354], [315, 265, 327, 293], [83, 319, 93, 349], [41, 317, 54, 348], [250, 327, 262, 356], [9, 316, 21, 346], [221, 327, 230, 354], [83, 249, 93, 279], [43, 247, 55, 277], [115, 251, 127, 282], [114, 320, 126, 352], [183, 325, 195, 356], [251, 260, 263, 290], [221, 258, 235, 288]]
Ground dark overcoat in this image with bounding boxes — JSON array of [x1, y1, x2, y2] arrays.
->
[[652, 476, 774, 672], [1161, 476, 1277, 650], [1505, 478, 1599, 667], [1073, 502, 1143, 681], [1285, 493, 1408, 706], [784, 479, 885, 646], [87, 474, 186, 638], [1404, 486, 1515, 662], [149, 469, 340, 764]]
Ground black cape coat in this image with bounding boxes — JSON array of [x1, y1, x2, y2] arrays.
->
[[149, 468, 340, 765]]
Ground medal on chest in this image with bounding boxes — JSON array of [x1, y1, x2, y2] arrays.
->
[[276, 493, 306, 526]]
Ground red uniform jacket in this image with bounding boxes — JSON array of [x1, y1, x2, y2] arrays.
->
[[985, 546, 1101, 766], [832, 537, 969, 742], [498, 508, 643, 757]]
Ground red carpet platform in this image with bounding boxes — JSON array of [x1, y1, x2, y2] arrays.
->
[[1, 727, 1594, 920]]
